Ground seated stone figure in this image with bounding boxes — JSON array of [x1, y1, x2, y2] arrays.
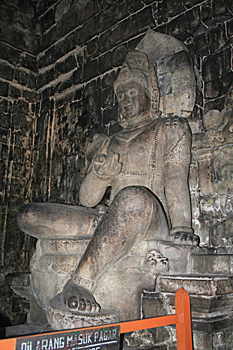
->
[[18, 50, 199, 322]]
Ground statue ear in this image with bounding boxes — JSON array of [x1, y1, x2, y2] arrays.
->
[[150, 66, 160, 119]]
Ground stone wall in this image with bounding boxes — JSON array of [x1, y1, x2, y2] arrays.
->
[[0, 0, 232, 326], [0, 0, 37, 325]]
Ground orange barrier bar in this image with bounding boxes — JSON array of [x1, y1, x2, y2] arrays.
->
[[175, 287, 193, 350], [0, 287, 193, 349]]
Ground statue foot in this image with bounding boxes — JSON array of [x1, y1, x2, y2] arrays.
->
[[173, 231, 200, 246], [62, 279, 101, 313]]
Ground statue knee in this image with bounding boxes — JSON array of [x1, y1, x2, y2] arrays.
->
[[114, 186, 153, 214], [17, 203, 37, 234]]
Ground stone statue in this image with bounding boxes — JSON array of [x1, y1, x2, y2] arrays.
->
[[18, 32, 199, 327]]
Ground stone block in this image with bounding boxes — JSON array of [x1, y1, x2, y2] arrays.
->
[[0, 128, 9, 144], [59, 78, 73, 93], [13, 10, 35, 35], [36, 72, 46, 89], [22, 89, 37, 103], [1, 143, 9, 161], [0, 42, 20, 66], [99, 51, 112, 74], [20, 52, 37, 73], [74, 0, 98, 26], [186, 7, 200, 30], [101, 87, 114, 108], [0, 98, 8, 114], [128, 7, 155, 37], [195, 34, 208, 55], [210, 25, 227, 53], [200, 1, 212, 26], [222, 71, 233, 95], [14, 69, 29, 86], [0, 62, 14, 81], [202, 56, 219, 82], [86, 38, 98, 59], [157, 0, 168, 25], [204, 79, 222, 99], [78, 17, 96, 45], [167, 14, 187, 41], [0, 3, 13, 23], [18, 0, 35, 17], [96, 5, 116, 34], [9, 85, 22, 99], [39, 23, 60, 52], [59, 9, 77, 38], [0, 112, 12, 129], [157, 275, 233, 296], [83, 59, 98, 81], [0, 81, 9, 97], [41, 98, 51, 114], [41, 46, 55, 67], [40, 8, 55, 34], [46, 67, 55, 84], [99, 25, 122, 53], [112, 45, 127, 67], [83, 81, 100, 113], [42, 87, 51, 100], [114, 0, 143, 21], [227, 19, 233, 38], [191, 254, 233, 274], [166, 0, 185, 17], [212, 0, 231, 17], [73, 68, 82, 85], [141, 291, 171, 343], [217, 48, 232, 76], [55, 32, 76, 61], [101, 70, 119, 89], [204, 97, 225, 114]]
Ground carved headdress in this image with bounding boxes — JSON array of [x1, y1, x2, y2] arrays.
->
[[114, 50, 160, 119]]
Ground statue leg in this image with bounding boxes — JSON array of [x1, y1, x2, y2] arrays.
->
[[63, 186, 170, 312], [17, 202, 98, 239]]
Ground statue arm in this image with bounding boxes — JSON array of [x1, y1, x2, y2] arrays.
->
[[79, 170, 110, 207], [163, 116, 193, 235]]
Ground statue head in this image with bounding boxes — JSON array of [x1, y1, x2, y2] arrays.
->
[[114, 50, 160, 128]]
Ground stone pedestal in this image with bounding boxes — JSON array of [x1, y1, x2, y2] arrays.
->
[[29, 237, 90, 322], [47, 293, 119, 330], [140, 274, 233, 350]]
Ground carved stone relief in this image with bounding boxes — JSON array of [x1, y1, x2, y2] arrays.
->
[[190, 86, 233, 244]]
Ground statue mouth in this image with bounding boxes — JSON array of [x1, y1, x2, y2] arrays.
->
[[123, 105, 135, 114]]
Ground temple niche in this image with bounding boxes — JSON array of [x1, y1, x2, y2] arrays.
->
[[16, 29, 233, 349]]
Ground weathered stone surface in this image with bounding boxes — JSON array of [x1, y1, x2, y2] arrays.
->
[[157, 275, 233, 296], [136, 30, 196, 118], [0, 0, 233, 341], [16, 35, 202, 334], [47, 293, 118, 330]]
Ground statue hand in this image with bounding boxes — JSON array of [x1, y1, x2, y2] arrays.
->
[[93, 151, 122, 178]]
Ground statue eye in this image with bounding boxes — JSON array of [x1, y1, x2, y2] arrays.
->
[[127, 88, 138, 97], [117, 93, 124, 101]]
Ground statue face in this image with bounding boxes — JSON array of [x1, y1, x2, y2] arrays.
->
[[116, 80, 151, 128]]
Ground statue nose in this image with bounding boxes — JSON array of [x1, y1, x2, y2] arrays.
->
[[122, 94, 131, 105]]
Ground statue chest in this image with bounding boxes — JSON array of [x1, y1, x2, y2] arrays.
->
[[107, 127, 155, 172]]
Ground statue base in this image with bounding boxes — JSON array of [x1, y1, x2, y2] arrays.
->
[[140, 274, 233, 350], [47, 293, 119, 330]]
